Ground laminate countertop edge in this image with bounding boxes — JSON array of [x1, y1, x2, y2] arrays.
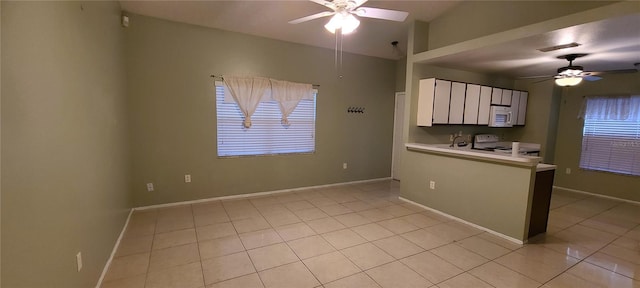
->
[[405, 143, 556, 172]]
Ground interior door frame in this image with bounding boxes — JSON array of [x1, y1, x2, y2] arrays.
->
[[391, 92, 405, 181]]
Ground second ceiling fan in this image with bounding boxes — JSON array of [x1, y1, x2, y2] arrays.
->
[[526, 54, 639, 86], [289, 0, 409, 34]]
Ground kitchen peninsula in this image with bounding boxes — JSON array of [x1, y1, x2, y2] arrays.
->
[[401, 143, 556, 243]]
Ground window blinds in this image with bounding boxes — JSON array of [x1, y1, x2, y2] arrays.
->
[[579, 95, 640, 176], [215, 84, 316, 157]]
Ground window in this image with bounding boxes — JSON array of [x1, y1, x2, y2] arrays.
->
[[215, 83, 316, 157], [579, 95, 640, 176]]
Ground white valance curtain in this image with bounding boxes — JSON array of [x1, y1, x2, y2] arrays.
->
[[223, 76, 314, 128], [270, 79, 314, 125], [579, 95, 640, 120], [223, 76, 271, 128]]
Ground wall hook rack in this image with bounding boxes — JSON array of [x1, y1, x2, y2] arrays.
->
[[347, 107, 365, 114]]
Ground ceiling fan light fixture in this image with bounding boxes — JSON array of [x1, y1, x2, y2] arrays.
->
[[324, 13, 360, 34], [555, 76, 583, 87]]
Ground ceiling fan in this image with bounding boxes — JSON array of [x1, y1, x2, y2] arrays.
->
[[525, 54, 639, 87], [289, 0, 409, 34]]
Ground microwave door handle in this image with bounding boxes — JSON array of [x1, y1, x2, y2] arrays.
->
[[507, 111, 512, 124]]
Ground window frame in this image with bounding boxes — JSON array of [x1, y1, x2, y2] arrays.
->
[[215, 82, 318, 158], [578, 96, 640, 176]]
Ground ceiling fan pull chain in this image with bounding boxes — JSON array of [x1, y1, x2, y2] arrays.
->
[[340, 30, 344, 73], [334, 30, 338, 70]]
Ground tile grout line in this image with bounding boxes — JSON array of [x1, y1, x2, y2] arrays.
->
[[249, 194, 323, 288], [143, 210, 159, 288], [188, 204, 209, 288]]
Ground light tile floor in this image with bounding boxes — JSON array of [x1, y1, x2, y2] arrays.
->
[[102, 180, 640, 288]]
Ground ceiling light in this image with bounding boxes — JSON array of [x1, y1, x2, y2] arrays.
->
[[324, 13, 360, 34], [537, 42, 581, 53], [555, 76, 583, 87]]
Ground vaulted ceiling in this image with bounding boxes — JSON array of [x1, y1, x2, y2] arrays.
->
[[120, 1, 640, 79]]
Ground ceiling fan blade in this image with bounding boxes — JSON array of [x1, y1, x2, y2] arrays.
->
[[353, 0, 369, 7], [289, 11, 335, 24], [589, 69, 638, 76], [533, 78, 552, 84], [583, 75, 602, 82], [308, 0, 336, 9], [354, 7, 409, 22], [518, 75, 555, 79]]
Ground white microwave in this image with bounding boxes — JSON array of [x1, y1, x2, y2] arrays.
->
[[489, 106, 513, 127]]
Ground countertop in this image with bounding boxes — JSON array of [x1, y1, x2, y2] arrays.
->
[[406, 143, 556, 171]]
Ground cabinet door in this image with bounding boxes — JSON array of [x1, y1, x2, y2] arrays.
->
[[510, 91, 521, 125], [448, 82, 466, 124], [517, 91, 528, 125], [432, 79, 452, 124], [501, 89, 512, 106], [417, 78, 436, 126], [464, 84, 481, 124], [491, 88, 502, 105], [477, 86, 492, 125]]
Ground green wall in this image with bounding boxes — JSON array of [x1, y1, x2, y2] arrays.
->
[[512, 80, 563, 163], [402, 149, 534, 241], [553, 73, 640, 202], [1, 2, 131, 287], [125, 14, 397, 207]]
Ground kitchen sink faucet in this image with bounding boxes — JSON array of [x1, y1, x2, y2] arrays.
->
[[450, 135, 464, 147]]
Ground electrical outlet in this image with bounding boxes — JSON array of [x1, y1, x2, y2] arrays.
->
[[449, 134, 454, 141], [76, 252, 83, 272], [146, 183, 154, 192], [185, 174, 191, 183], [429, 181, 436, 190], [343, 163, 348, 169], [467, 134, 472, 141], [566, 168, 571, 174]]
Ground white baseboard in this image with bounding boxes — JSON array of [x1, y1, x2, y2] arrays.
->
[[134, 177, 392, 211], [553, 186, 640, 205], [398, 197, 525, 245], [95, 208, 134, 288]]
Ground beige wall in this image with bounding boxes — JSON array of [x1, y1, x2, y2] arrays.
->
[[553, 73, 640, 202], [427, 1, 617, 50], [126, 14, 397, 207], [1, 2, 131, 287]]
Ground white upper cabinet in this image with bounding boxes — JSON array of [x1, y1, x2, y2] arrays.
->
[[478, 86, 492, 125], [417, 78, 435, 126], [418, 78, 527, 127], [432, 79, 452, 124], [448, 82, 466, 124], [501, 89, 512, 106], [510, 91, 521, 125], [517, 91, 528, 125], [464, 84, 481, 124], [418, 78, 452, 126], [491, 88, 502, 105]]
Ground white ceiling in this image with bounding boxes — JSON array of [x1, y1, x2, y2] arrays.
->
[[119, 1, 640, 78]]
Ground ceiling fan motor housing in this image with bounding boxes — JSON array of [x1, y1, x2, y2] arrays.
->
[[557, 65, 584, 76]]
